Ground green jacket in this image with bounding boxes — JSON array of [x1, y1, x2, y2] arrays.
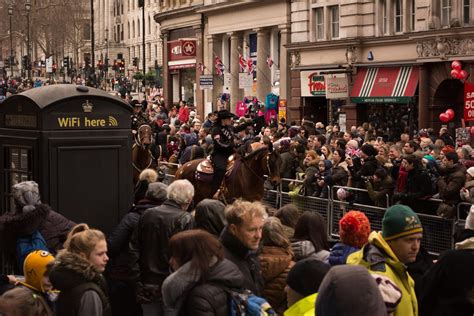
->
[[284, 293, 317, 316], [347, 231, 418, 316]]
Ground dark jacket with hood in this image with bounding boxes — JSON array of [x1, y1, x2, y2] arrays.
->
[[302, 159, 319, 196], [438, 163, 467, 205], [0, 204, 75, 255], [162, 258, 245, 316], [194, 199, 227, 236], [220, 227, 264, 296], [366, 175, 394, 208], [179, 133, 203, 165], [394, 166, 433, 212], [106, 199, 162, 280], [130, 199, 194, 286], [49, 250, 111, 316]]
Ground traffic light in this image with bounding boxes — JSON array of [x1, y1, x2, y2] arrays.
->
[[63, 57, 69, 68], [104, 57, 109, 71], [97, 60, 104, 70], [52, 64, 57, 73], [4, 58, 9, 68], [119, 59, 125, 70]]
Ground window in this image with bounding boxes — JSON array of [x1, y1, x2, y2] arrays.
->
[[382, 0, 388, 34], [4, 147, 32, 213], [138, 19, 140, 37], [394, 0, 403, 32], [148, 16, 151, 34], [128, 22, 130, 39], [464, 0, 470, 24], [83, 23, 91, 40], [330, 6, 339, 38], [441, 0, 451, 26], [315, 7, 324, 40], [132, 21, 135, 38], [410, 0, 415, 30], [121, 24, 124, 41], [155, 44, 158, 58]]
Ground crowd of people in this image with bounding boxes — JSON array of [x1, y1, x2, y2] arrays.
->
[[0, 176, 473, 316]]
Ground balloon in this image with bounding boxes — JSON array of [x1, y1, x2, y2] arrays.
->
[[451, 69, 460, 79], [470, 126, 474, 136], [446, 109, 455, 120], [439, 113, 450, 122], [451, 60, 462, 71], [460, 69, 469, 80]]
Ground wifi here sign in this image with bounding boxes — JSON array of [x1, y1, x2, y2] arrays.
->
[[55, 115, 120, 128]]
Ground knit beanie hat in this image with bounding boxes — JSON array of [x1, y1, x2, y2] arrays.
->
[[382, 205, 423, 241], [441, 145, 455, 154], [361, 144, 377, 157], [19, 250, 54, 293], [286, 258, 330, 297], [466, 205, 474, 230], [339, 211, 371, 248], [146, 182, 168, 204], [466, 167, 474, 178], [12, 180, 41, 212]]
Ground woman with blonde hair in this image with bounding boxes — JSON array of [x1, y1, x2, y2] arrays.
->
[[259, 217, 294, 314], [49, 223, 110, 316], [0, 287, 53, 316]]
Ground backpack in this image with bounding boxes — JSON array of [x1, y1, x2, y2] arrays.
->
[[226, 288, 275, 316], [16, 230, 49, 270]]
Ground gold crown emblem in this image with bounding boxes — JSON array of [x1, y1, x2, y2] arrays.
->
[[82, 100, 93, 113]]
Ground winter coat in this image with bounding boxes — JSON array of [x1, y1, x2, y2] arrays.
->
[[280, 152, 297, 182], [49, 250, 111, 316], [220, 227, 264, 296], [259, 246, 294, 314], [0, 203, 75, 255], [419, 232, 474, 316], [302, 160, 319, 196], [194, 199, 227, 236], [129, 199, 194, 287], [291, 240, 329, 262], [106, 200, 160, 280], [394, 167, 433, 213], [347, 231, 418, 316], [178, 106, 189, 124], [179, 133, 201, 165], [460, 179, 474, 203], [438, 163, 467, 205], [164, 259, 245, 316], [331, 161, 349, 187], [366, 175, 394, 208], [283, 293, 317, 316], [327, 243, 359, 266], [348, 155, 379, 188]]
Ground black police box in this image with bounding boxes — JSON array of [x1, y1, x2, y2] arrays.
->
[[0, 85, 133, 234]]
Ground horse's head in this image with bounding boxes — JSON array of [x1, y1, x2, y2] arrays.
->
[[266, 146, 282, 186], [137, 124, 153, 146]]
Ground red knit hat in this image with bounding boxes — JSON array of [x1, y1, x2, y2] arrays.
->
[[441, 145, 455, 154], [339, 211, 371, 248]]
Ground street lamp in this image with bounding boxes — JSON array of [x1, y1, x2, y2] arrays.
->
[[25, 0, 31, 80], [105, 28, 109, 91], [8, 4, 13, 78]]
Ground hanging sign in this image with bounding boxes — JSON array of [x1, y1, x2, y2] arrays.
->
[[464, 81, 474, 121]]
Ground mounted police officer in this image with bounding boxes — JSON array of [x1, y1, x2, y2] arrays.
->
[[131, 100, 149, 134]]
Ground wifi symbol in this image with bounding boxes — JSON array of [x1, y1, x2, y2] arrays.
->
[[109, 116, 118, 126]]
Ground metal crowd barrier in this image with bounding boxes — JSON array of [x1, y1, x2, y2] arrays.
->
[[457, 202, 471, 229]]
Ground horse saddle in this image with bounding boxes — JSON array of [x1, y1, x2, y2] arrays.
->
[[195, 155, 237, 182]]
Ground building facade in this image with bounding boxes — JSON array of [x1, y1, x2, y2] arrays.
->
[[288, 0, 474, 135]]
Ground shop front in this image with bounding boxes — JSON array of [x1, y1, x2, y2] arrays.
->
[[350, 66, 419, 140], [167, 39, 197, 107]]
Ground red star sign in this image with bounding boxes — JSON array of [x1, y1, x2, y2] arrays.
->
[[182, 41, 196, 56]]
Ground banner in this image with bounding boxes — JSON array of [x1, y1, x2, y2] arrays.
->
[[326, 77, 349, 99], [278, 99, 287, 122], [300, 70, 347, 97], [464, 81, 474, 122], [239, 72, 253, 89], [199, 75, 213, 90]]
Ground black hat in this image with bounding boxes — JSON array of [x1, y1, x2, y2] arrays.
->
[[361, 144, 377, 157], [217, 110, 233, 121], [130, 100, 142, 107], [286, 258, 330, 297]]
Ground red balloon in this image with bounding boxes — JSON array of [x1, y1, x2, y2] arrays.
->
[[439, 113, 450, 122], [460, 69, 469, 80], [471, 126, 474, 136], [451, 69, 460, 79], [451, 60, 462, 71], [446, 109, 455, 120]]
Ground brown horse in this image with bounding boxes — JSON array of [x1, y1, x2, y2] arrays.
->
[[132, 124, 157, 184], [174, 144, 281, 204]]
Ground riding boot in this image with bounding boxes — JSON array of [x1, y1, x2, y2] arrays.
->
[[211, 169, 226, 197]]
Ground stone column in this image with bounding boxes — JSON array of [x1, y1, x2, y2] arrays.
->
[[230, 32, 242, 113], [161, 31, 172, 109], [418, 64, 429, 129], [194, 25, 205, 118], [207, 34, 223, 109], [256, 28, 271, 102], [279, 25, 290, 103]]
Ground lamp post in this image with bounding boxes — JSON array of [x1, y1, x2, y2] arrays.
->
[[105, 28, 108, 91], [25, 0, 31, 80], [90, 0, 95, 86], [8, 4, 13, 78], [139, 0, 145, 97]]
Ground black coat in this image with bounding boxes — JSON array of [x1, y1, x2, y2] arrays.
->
[[395, 167, 433, 212], [130, 199, 194, 285], [182, 259, 245, 316], [220, 227, 264, 296]]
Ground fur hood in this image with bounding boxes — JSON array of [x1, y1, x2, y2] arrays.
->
[[0, 203, 50, 237], [50, 250, 103, 291]]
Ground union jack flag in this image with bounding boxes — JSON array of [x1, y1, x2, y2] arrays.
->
[[214, 56, 224, 76], [239, 54, 247, 73], [197, 62, 206, 74], [247, 58, 255, 75], [267, 55, 274, 68]]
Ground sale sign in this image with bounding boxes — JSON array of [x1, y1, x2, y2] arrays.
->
[[464, 81, 474, 121]]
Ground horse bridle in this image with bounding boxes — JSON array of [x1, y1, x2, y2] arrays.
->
[[132, 125, 154, 173], [242, 151, 272, 182]]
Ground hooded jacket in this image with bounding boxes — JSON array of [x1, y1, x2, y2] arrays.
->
[[220, 227, 264, 296], [194, 199, 227, 236], [347, 231, 418, 316], [291, 240, 329, 263], [162, 258, 245, 316], [438, 163, 467, 205], [419, 230, 474, 316], [284, 293, 317, 316], [49, 250, 111, 316], [0, 204, 75, 254], [259, 246, 294, 313]]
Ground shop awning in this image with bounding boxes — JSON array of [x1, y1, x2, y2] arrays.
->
[[350, 66, 419, 104]]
